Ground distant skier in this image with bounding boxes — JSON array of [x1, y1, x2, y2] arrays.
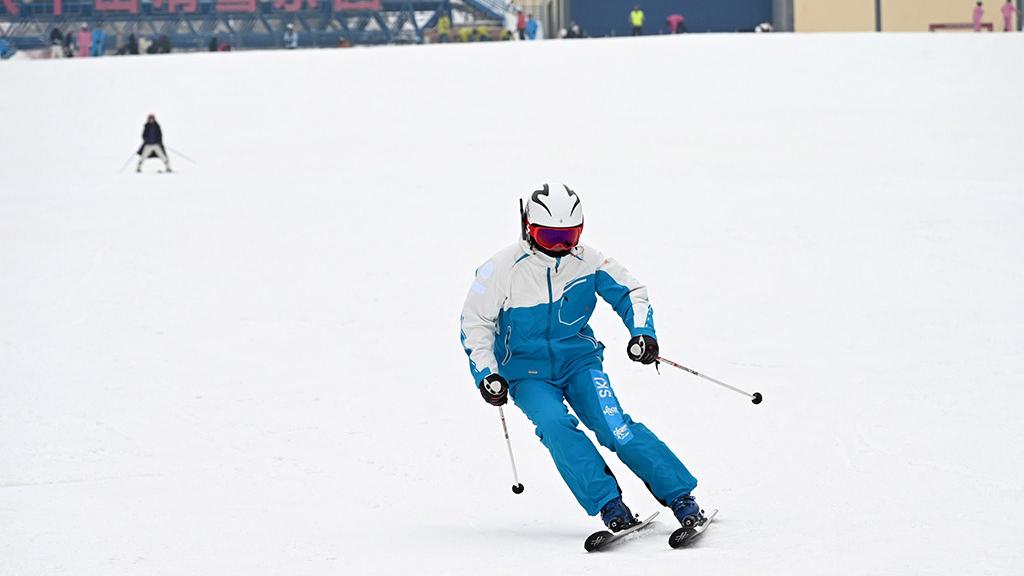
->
[[137, 114, 172, 173], [525, 14, 539, 40], [436, 14, 451, 43], [666, 13, 686, 34], [76, 24, 91, 58], [460, 184, 703, 535], [1002, 0, 1019, 31], [91, 26, 106, 57], [156, 34, 171, 54], [283, 23, 298, 49], [630, 5, 645, 36], [973, 1, 985, 31], [0, 36, 13, 60], [63, 30, 74, 58], [50, 27, 64, 59]]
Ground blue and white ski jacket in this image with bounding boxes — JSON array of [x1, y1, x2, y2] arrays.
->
[[460, 240, 656, 386]]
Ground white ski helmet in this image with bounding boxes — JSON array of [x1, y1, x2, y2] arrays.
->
[[524, 183, 583, 228], [522, 183, 584, 253]]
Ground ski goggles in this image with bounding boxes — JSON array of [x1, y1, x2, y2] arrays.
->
[[530, 224, 583, 252]]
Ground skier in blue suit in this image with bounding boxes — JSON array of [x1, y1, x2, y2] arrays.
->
[[460, 183, 703, 533], [91, 27, 107, 57]]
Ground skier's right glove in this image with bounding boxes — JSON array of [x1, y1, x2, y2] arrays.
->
[[479, 374, 509, 406], [627, 335, 659, 365]]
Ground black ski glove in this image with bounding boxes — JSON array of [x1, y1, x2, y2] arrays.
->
[[627, 335, 659, 365], [479, 374, 509, 406]]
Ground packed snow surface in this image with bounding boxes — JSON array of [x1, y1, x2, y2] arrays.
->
[[1, 33, 1023, 575]]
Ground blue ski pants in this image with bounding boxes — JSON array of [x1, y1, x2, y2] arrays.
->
[[509, 360, 697, 516]]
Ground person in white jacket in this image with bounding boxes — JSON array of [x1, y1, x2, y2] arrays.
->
[[460, 183, 703, 534], [283, 23, 298, 49]]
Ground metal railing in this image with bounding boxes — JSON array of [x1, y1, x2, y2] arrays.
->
[[459, 0, 508, 20], [0, 0, 505, 49]]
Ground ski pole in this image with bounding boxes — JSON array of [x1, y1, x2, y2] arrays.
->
[[498, 406, 525, 494], [657, 356, 763, 405], [166, 146, 198, 165], [118, 152, 137, 173]]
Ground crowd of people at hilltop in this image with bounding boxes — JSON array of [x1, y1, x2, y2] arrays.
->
[[35, 23, 305, 57], [1, 1, 765, 60], [44, 24, 173, 58]]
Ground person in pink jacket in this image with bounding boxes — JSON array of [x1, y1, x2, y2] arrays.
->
[[76, 24, 92, 57], [1002, 0, 1018, 31], [666, 13, 686, 34]]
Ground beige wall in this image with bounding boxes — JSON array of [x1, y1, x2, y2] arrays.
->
[[795, 0, 1018, 32], [795, 0, 876, 32], [884, 0, 1015, 31]]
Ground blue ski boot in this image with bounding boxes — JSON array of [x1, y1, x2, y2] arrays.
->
[[600, 496, 640, 533], [670, 494, 703, 528]]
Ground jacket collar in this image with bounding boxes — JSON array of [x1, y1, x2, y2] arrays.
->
[[517, 240, 582, 267]]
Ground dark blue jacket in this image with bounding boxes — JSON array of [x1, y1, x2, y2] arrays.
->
[[142, 122, 162, 145]]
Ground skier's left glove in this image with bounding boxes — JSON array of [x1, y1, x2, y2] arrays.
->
[[479, 374, 509, 406], [627, 335, 659, 365]]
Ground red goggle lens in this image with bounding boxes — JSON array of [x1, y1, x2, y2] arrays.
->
[[531, 225, 583, 251]]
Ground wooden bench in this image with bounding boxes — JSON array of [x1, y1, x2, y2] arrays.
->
[[929, 22, 994, 31]]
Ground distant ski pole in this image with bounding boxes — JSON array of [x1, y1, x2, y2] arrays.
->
[[657, 356, 763, 405], [498, 406, 525, 494], [166, 146, 198, 165]]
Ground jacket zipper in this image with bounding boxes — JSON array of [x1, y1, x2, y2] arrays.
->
[[502, 324, 513, 366], [546, 267, 555, 376]]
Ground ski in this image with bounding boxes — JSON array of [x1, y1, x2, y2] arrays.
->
[[668, 508, 717, 549], [584, 511, 659, 552]]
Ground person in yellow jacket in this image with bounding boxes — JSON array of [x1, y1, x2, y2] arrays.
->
[[436, 14, 451, 43], [630, 5, 645, 36]]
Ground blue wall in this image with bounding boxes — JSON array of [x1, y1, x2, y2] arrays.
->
[[569, 0, 772, 36]]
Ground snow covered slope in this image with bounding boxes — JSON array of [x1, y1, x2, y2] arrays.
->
[[1, 34, 1023, 575]]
